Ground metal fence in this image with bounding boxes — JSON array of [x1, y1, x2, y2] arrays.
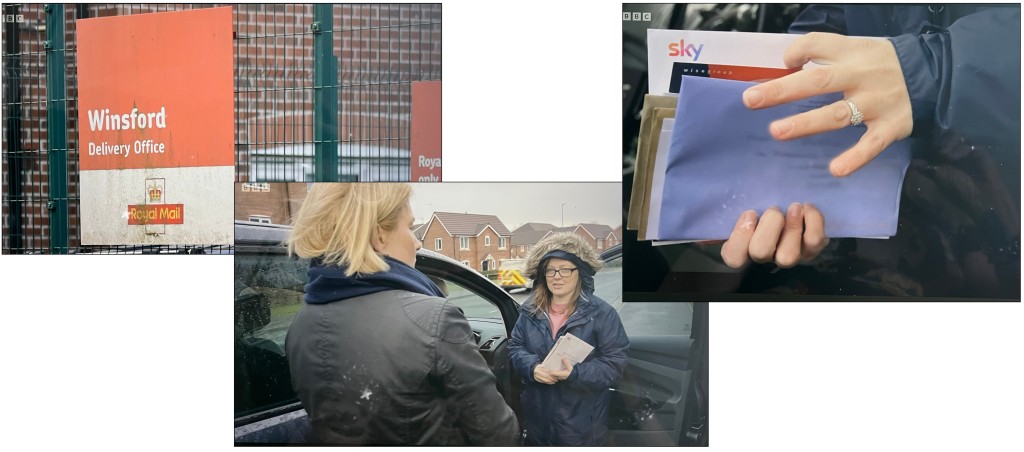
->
[[2, 3, 442, 254]]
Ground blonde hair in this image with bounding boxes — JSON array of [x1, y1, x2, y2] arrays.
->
[[530, 258, 583, 317], [288, 183, 412, 276]]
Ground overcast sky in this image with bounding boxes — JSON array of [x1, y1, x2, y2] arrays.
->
[[409, 183, 621, 230]]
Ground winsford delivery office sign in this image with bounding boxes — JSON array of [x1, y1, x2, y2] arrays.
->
[[77, 7, 233, 245]]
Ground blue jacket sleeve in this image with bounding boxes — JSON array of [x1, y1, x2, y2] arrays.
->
[[566, 308, 630, 391], [788, 4, 847, 35], [508, 313, 542, 383], [889, 7, 1021, 151]]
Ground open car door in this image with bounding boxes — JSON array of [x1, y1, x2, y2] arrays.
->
[[606, 301, 708, 446]]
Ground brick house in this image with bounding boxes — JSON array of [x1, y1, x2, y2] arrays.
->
[[419, 212, 512, 272], [233, 182, 308, 225], [574, 223, 618, 251], [511, 222, 619, 260]]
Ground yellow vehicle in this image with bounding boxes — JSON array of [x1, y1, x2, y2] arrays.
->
[[496, 259, 528, 291]]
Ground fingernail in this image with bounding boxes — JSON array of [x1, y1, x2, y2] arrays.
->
[[743, 89, 763, 107], [740, 210, 757, 230], [787, 202, 802, 218], [771, 121, 793, 136], [829, 159, 848, 177]]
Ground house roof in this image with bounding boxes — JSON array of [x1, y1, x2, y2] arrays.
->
[[431, 212, 511, 237], [413, 224, 426, 240], [512, 222, 557, 234], [511, 228, 553, 246], [578, 223, 614, 240]]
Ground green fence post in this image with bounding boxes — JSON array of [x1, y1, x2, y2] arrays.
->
[[312, 4, 339, 182], [45, 3, 68, 253]]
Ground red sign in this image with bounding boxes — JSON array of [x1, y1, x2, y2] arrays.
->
[[411, 81, 442, 181], [127, 204, 185, 225], [76, 7, 234, 171]]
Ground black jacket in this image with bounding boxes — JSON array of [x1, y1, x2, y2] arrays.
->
[[285, 289, 519, 445]]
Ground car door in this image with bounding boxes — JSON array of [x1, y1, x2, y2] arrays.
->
[[594, 246, 709, 446]]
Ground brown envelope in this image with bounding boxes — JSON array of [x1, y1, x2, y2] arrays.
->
[[638, 107, 676, 240], [627, 94, 678, 232]]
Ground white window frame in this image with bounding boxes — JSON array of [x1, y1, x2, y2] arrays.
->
[[499, 237, 506, 250], [597, 239, 604, 250], [248, 215, 272, 224], [434, 238, 442, 251], [460, 237, 470, 250], [484, 236, 491, 247]]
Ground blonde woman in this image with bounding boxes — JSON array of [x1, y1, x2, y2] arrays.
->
[[284, 183, 518, 445], [508, 233, 630, 446]]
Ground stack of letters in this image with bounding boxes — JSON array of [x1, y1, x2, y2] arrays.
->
[[628, 30, 913, 245]]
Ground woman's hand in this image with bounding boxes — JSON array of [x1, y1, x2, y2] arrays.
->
[[742, 32, 913, 177], [720, 203, 828, 269], [547, 357, 575, 382], [533, 365, 557, 385]]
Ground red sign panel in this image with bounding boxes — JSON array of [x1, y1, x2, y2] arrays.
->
[[76, 7, 234, 171], [411, 81, 442, 182], [127, 204, 185, 225]]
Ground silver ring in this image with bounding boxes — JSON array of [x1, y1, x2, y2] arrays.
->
[[845, 99, 864, 126]]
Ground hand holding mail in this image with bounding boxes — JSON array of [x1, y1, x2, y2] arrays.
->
[[534, 364, 557, 385], [720, 202, 829, 269], [547, 357, 575, 382], [741, 32, 913, 178]]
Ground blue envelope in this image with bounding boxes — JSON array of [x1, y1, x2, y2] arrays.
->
[[658, 76, 912, 240]]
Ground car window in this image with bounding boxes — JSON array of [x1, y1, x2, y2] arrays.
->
[[595, 252, 623, 308], [234, 252, 308, 418], [434, 276, 509, 344]]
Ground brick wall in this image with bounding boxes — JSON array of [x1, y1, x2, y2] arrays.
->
[[2, 4, 440, 252], [233, 182, 308, 225], [421, 218, 455, 261]]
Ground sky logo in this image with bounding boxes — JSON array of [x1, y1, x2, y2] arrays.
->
[[668, 39, 704, 61]]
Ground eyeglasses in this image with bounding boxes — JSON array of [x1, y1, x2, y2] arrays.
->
[[545, 268, 578, 278]]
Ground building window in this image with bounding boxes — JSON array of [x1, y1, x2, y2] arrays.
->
[[248, 215, 272, 224], [435, 238, 442, 251], [485, 236, 491, 247], [460, 237, 470, 250], [597, 239, 604, 250], [499, 237, 506, 249], [461, 260, 470, 267], [241, 183, 270, 193]]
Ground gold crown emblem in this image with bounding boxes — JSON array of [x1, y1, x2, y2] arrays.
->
[[148, 186, 162, 202]]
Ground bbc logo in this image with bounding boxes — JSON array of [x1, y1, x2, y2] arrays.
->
[[622, 12, 652, 22], [4, 14, 25, 23]]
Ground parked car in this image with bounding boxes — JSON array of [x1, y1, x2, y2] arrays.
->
[[234, 221, 708, 446]]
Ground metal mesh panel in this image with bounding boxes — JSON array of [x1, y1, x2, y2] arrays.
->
[[3, 4, 440, 254], [3, 4, 50, 253]]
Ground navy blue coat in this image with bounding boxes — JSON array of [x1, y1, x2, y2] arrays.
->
[[790, 5, 1021, 154], [507, 295, 629, 446]]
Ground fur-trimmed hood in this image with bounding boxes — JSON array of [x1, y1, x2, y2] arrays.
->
[[524, 232, 603, 280]]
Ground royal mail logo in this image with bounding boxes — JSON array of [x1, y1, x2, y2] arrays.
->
[[132, 178, 180, 227], [668, 39, 704, 61], [145, 178, 165, 204], [128, 204, 184, 225]]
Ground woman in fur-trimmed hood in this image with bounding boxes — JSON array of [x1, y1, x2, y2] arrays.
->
[[508, 232, 630, 446]]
